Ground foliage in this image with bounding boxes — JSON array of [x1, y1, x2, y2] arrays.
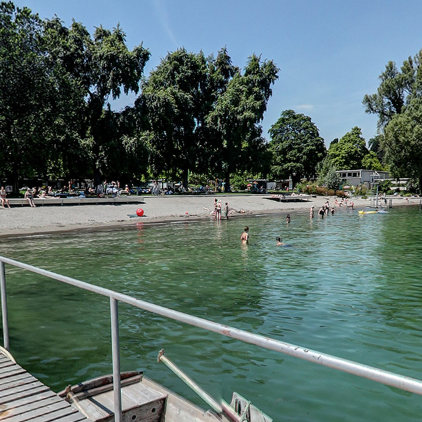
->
[[0, 2, 280, 190], [43, 17, 150, 184], [361, 151, 384, 171], [268, 110, 326, 186], [383, 97, 422, 189], [354, 185, 368, 196], [328, 126, 368, 169], [137, 50, 278, 189], [324, 167, 342, 190], [207, 54, 278, 189], [376, 180, 392, 193]]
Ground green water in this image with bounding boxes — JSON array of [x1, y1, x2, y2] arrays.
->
[[1, 206, 422, 421]]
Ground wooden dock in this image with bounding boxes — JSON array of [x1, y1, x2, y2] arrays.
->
[[264, 195, 310, 202], [7, 196, 144, 207], [0, 351, 88, 421]]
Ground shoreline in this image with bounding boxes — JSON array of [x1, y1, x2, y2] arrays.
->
[[0, 194, 418, 238]]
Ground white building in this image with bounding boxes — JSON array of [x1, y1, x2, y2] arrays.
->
[[336, 169, 390, 188]]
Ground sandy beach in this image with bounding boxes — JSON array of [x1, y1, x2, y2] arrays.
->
[[0, 194, 414, 238]]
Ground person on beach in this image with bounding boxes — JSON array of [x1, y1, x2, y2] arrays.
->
[[224, 202, 229, 220], [286, 214, 291, 223], [216, 200, 222, 221], [0, 187, 10, 208], [240, 226, 249, 244], [24, 188, 36, 207], [213, 198, 218, 220], [310, 205, 315, 219], [276, 236, 284, 246]]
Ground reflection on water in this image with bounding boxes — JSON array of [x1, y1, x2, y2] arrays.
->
[[1, 207, 422, 421]]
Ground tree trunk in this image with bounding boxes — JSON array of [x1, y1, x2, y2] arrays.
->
[[225, 172, 231, 193], [182, 169, 189, 189]]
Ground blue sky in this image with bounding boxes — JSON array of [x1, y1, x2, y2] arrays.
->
[[11, 0, 422, 146]]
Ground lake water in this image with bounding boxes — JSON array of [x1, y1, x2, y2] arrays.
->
[[1, 205, 422, 421]]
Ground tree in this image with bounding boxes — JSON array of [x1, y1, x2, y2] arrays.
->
[[207, 54, 278, 190], [43, 17, 150, 184], [268, 110, 326, 185], [136, 48, 217, 185], [0, 2, 83, 189], [361, 151, 384, 171], [383, 97, 422, 189], [328, 127, 368, 169], [362, 61, 409, 129], [324, 167, 342, 190], [137, 50, 278, 189]]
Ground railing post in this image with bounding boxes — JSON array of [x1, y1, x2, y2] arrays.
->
[[0, 261, 9, 351], [110, 297, 122, 422]]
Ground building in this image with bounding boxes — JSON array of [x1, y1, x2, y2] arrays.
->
[[336, 169, 390, 188]]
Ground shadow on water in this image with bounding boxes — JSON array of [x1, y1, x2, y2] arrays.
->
[[1, 207, 422, 421]]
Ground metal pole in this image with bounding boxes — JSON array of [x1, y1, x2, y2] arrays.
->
[[158, 349, 223, 415], [0, 262, 9, 351], [375, 184, 379, 209], [110, 298, 122, 422]]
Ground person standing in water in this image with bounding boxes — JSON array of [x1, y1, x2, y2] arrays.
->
[[240, 226, 249, 244], [224, 202, 229, 220], [286, 214, 291, 223]]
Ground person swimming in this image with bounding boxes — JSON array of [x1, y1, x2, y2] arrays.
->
[[240, 226, 249, 244], [276, 236, 284, 246]]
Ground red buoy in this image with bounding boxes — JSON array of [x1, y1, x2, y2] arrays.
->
[[136, 208, 144, 217]]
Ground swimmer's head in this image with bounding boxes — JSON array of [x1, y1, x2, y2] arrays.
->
[[244, 226, 249, 232], [276, 237, 281, 242]]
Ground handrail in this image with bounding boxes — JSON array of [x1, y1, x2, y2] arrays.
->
[[1, 256, 422, 420]]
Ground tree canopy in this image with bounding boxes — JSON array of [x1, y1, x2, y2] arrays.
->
[[384, 97, 422, 188], [268, 110, 326, 186], [328, 126, 368, 169], [0, 2, 281, 191], [363, 47, 422, 186]]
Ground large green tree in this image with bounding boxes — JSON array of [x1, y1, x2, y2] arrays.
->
[[268, 110, 326, 186], [207, 54, 278, 189], [0, 2, 83, 188], [136, 48, 221, 185], [383, 98, 422, 189], [328, 126, 368, 169], [363, 48, 422, 183], [137, 50, 277, 189], [43, 17, 150, 184]]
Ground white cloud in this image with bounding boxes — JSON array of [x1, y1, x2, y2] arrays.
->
[[295, 104, 314, 110]]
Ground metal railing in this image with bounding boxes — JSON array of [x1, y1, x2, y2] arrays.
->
[[1, 255, 422, 421]]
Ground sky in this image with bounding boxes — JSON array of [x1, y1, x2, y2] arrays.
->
[[10, 0, 422, 146]]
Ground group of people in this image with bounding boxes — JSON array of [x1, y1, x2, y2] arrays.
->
[[310, 198, 354, 219], [213, 198, 230, 220], [240, 226, 286, 246]]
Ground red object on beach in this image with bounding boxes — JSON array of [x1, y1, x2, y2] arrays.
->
[[136, 208, 144, 217]]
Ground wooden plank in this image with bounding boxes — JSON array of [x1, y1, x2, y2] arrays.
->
[[0, 384, 49, 402], [1, 392, 64, 418], [0, 366, 27, 379], [5, 398, 75, 422], [0, 373, 34, 389], [2, 388, 57, 409], [0, 361, 18, 370]]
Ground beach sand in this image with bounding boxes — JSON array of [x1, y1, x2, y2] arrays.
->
[[0, 194, 412, 238]]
